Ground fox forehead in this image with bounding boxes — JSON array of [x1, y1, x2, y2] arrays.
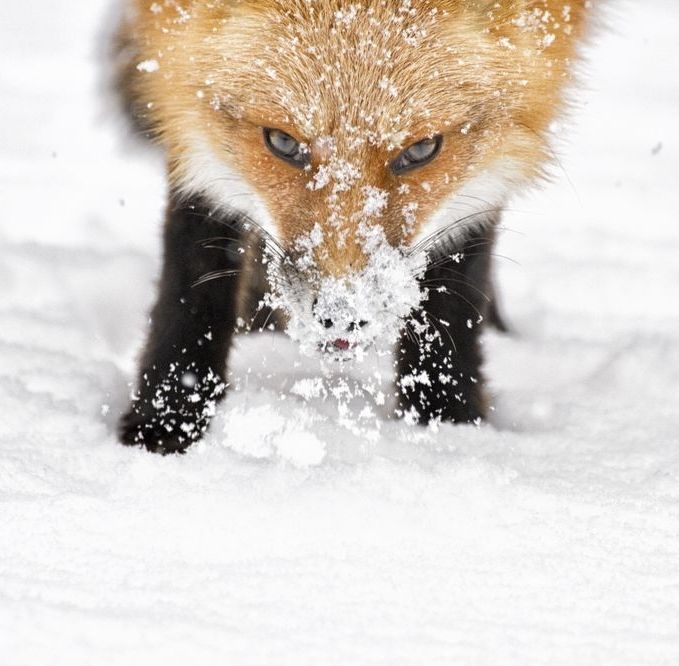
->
[[136, 0, 587, 153], [170, 0, 513, 144]]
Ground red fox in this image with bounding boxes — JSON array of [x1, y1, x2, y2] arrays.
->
[[115, 0, 590, 452]]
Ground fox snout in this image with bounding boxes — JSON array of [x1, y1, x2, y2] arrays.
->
[[311, 290, 372, 356], [266, 224, 428, 359]]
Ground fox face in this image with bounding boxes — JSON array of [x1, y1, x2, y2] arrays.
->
[[125, 0, 587, 355]]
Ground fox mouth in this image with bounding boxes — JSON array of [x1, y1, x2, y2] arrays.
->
[[318, 337, 359, 358], [328, 338, 351, 352], [316, 336, 384, 363]]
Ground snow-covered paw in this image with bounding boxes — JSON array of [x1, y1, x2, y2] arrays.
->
[[118, 407, 201, 455], [120, 366, 226, 454]]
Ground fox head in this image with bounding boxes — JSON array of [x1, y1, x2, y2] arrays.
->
[[125, 0, 588, 355]]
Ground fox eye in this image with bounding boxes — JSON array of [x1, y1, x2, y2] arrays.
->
[[263, 128, 309, 168], [391, 135, 443, 174]]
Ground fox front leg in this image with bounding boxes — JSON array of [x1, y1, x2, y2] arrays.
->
[[119, 194, 244, 453], [396, 229, 497, 425]]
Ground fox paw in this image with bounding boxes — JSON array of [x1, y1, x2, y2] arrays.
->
[[118, 407, 203, 454]]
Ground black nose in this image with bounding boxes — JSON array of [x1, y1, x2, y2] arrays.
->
[[320, 319, 367, 331], [312, 299, 367, 332]]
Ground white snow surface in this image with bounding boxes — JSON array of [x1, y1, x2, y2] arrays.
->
[[1, 1, 679, 664]]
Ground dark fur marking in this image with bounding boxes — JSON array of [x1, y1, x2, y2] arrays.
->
[[396, 226, 499, 425], [119, 194, 244, 453]]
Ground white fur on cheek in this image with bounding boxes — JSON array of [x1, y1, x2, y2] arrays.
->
[[175, 135, 282, 243], [411, 158, 526, 248]]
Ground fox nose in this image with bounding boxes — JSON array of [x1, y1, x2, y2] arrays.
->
[[319, 316, 368, 332], [311, 298, 368, 336], [312, 301, 368, 333]]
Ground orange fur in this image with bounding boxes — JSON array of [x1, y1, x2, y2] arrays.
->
[[121, 0, 589, 275]]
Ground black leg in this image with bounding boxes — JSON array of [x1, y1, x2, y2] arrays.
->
[[119, 194, 244, 453], [396, 227, 497, 425]]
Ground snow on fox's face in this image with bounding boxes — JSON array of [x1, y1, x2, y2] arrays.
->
[[266, 222, 427, 358], [131, 0, 587, 353]]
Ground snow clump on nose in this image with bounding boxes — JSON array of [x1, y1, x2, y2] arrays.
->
[[266, 223, 428, 359]]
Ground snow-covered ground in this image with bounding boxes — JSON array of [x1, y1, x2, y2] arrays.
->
[[1, 1, 678, 664]]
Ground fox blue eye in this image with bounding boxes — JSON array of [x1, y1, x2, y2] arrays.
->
[[391, 135, 443, 174], [263, 128, 309, 168]]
